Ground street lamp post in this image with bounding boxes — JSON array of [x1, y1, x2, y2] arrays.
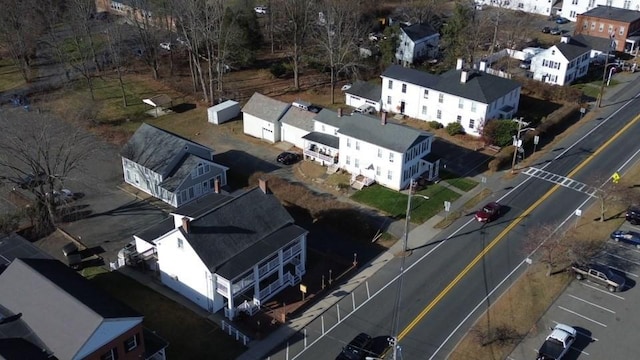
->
[[510, 118, 534, 173], [606, 65, 616, 86]]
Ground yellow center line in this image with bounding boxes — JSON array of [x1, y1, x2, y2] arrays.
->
[[398, 112, 640, 340]]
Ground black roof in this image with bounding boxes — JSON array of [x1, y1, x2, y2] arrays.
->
[[0, 233, 52, 267], [570, 34, 616, 52], [302, 132, 340, 149], [554, 39, 591, 60], [136, 217, 176, 244], [345, 81, 382, 102], [382, 65, 439, 89], [580, 6, 640, 23], [402, 23, 438, 42], [0, 338, 55, 360], [173, 192, 233, 218]]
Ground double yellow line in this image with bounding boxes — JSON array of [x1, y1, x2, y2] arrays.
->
[[398, 112, 640, 341]]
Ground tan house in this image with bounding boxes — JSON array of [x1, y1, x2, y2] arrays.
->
[[574, 6, 640, 54]]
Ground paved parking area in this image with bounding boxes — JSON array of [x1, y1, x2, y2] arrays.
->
[[509, 223, 640, 360]]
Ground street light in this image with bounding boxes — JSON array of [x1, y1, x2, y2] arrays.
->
[[511, 118, 534, 173], [606, 65, 616, 86]]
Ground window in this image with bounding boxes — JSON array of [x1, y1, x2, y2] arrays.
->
[[346, 155, 351, 165], [436, 110, 442, 119], [389, 153, 394, 163], [421, 105, 427, 115], [624, 0, 631, 8], [456, 115, 462, 123], [177, 238, 183, 249], [196, 163, 205, 177], [582, 22, 587, 30], [599, 23, 604, 32], [387, 170, 393, 180], [346, 138, 351, 148], [608, 25, 613, 34], [619, 26, 625, 35], [188, 187, 194, 199], [401, 84, 407, 93], [438, 93, 444, 103], [387, 96, 392, 105], [471, 102, 477, 113], [590, 22, 595, 30], [570, 11, 576, 18], [458, 99, 463, 109], [423, 89, 429, 99], [376, 166, 381, 176], [321, 124, 325, 132], [124, 334, 139, 353], [101, 348, 118, 360], [469, 119, 476, 129], [377, 148, 382, 158], [355, 158, 360, 168], [388, 79, 393, 89], [355, 141, 360, 150]]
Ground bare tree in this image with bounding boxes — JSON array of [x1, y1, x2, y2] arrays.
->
[[313, 0, 366, 104], [522, 222, 568, 276], [0, 112, 98, 235], [279, 0, 315, 90], [129, 0, 162, 79], [0, 0, 42, 82], [104, 22, 129, 107]]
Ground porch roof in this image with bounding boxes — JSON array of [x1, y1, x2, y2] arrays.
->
[[422, 153, 440, 163], [302, 132, 339, 149]]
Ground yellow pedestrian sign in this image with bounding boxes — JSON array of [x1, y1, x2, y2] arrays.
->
[[612, 172, 621, 184]]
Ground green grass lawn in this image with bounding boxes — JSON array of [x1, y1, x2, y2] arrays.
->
[[351, 184, 461, 223], [439, 170, 479, 192], [0, 58, 26, 93], [85, 268, 245, 360]]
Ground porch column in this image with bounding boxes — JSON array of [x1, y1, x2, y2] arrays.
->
[[278, 249, 284, 279], [224, 277, 235, 319], [299, 236, 307, 269], [253, 263, 260, 300]]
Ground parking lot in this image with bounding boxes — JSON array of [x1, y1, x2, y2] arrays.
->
[[508, 223, 640, 360]]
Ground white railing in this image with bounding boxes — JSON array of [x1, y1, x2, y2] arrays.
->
[[282, 242, 301, 261], [303, 149, 336, 163], [237, 299, 260, 316], [258, 257, 280, 278], [258, 272, 293, 300], [221, 321, 251, 346]]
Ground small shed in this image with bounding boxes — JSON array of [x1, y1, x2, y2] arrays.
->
[[208, 100, 240, 125], [143, 94, 173, 117]]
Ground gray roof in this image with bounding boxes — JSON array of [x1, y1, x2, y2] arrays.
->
[[0, 259, 142, 360], [382, 65, 439, 89], [242, 92, 291, 124], [571, 34, 616, 52], [280, 106, 316, 132], [402, 23, 438, 42], [345, 81, 382, 102], [553, 40, 591, 61], [0, 233, 52, 267], [580, 6, 640, 23], [120, 123, 214, 177], [180, 187, 307, 279], [336, 112, 432, 152], [433, 69, 520, 104], [159, 153, 202, 192], [301, 132, 340, 149], [0, 304, 52, 359], [136, 217, 176, 244]]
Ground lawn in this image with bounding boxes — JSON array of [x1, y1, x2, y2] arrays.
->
[[0, 58, 26, 93], [439, 170, 479, 192], [85, 268, 245, 360], [351, 184, 461, 223]]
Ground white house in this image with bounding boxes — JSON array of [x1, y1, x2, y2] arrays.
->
[[479, 0, 559, 17], [561, 0, 640, 22], [120, 123, 229, 208], [304, 108, 439, 190], [380, 62, 521, 136], [132, 180, 307, 321], [242, 92, 291, 143], [280, 106, 316, 149], [531, 36, 591, 86], [344, 81, 382, 112], [396, 23, 440, 66]]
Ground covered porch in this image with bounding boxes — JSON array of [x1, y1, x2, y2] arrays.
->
[[302, 132, 339, 166], [420, 153, 441, 181]]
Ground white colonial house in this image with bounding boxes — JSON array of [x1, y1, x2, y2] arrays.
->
[[380, 61, 521, 136], [396, 23, 440, 66], [132, 180, 307, 321], [478, 0, 559, 17], [531, 36, 591, 85], [242, 92, 291, 143], [121, 123, 228, 208], [561, 0, 640, 22], [344, 80, 382, 112], [303, 108, 439, 190]]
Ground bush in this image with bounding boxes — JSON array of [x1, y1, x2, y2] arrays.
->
[[446, 122, 465, 136], [488, 147, 513, 172], [482, 120, 519, 147], [428, 121, 443, 130], [269, 62, 288, 78]]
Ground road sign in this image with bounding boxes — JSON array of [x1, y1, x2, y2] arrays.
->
[[612, 172, 621, 184], [534, 135, 540, 145], [481, 176, 487, 184], [575, 209, 582, 217], [444, 201, 451, 212]]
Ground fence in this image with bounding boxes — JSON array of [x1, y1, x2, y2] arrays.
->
[[221, 321, 251, 346]]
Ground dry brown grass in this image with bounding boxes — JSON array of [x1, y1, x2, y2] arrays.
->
[[448, 164, 640, 359]]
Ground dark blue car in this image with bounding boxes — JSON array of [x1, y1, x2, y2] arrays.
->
[[555, 17, 570, 24], [610, 230, 640, 249]]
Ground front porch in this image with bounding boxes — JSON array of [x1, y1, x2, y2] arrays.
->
[[302, 132, 339, 166]]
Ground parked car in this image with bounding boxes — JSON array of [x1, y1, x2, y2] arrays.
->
[[555, 17, 570, 24], [160, 42, 172, 51], [336, 332, 372, 360], [277, 152, 301, 165], [610, 230, 640, 248], [254, 6, 268, 14], [46, 189, 75, 204], [626, 206, 640, 224], [17, 172, 47, 189], [550, 27, 562, 35], [341, 84, 352, 91], [519, 59, 531, 69], [475, 202, 502, 223], [352, 104, 376, 115], [541, 26, 551, 34], [571, 263, 625, 292]]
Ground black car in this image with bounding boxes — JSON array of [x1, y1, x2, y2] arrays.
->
[[277, 152, 300, 165], [17, 172, 47, 189], [550, 27, 562, 35], [541, 26, 551, 34], [336, 333, 372, 360], [625, 206, 640, 225]]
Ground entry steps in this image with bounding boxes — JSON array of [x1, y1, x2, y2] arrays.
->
[[521, 167, 599, 196]]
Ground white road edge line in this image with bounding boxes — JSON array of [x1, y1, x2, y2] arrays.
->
[[581, 283, 625, 300], [603, 251, 640, 266], [567, 294, 615, 313], [558, 305, 607, 327], [597, 261, 639, 278]]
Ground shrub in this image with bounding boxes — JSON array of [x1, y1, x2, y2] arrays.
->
[[488, 147, 514, 172], [482, 120, 519, 147], [269, 62, 287, 78], [446, 122, 465, 136], [428, 121, 443, 130]]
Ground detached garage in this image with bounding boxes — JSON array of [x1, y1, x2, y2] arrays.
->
[[280, 106, 315, 149], [242, 92, 290, 143], [344, 81, 382, 112]]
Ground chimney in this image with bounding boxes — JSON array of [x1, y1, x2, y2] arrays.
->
[[338, 108, 343, 117], [479, 60, 487, 72], [214, 178, 220, 193], [381, 111, 387, 125], [460, 70, 469, 84], [182, 217, 191, 233], [560, 35, 570, 44], [259, 178, 270, 194], [456, 58, 464, 70]]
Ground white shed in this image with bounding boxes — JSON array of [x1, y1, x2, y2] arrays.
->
[[208, 100, 240, 125]]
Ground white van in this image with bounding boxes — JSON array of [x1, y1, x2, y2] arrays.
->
[[352, 104, 376, 115], [292, 100, 311, 111]]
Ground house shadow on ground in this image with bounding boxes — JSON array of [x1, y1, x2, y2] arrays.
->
[[214, 149, 280, 188], [431, 138, 493, 177]]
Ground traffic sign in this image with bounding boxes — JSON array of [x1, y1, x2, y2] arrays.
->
[[444, 201, 451, 212]]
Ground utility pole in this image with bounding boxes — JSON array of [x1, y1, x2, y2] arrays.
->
[[511, 117, 523, 173]]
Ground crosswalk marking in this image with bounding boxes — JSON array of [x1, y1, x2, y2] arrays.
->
[[521, 167, 599, 196]]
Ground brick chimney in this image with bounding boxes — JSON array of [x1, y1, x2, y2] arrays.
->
[[338, 108, 343, 117], [460, 70, 469, 84], [456, 58, 464, 70], [259, 178, 270, 194], [381, 111, 387, 125], [214, 178, 220, 193], [182, 217, 191, 233]]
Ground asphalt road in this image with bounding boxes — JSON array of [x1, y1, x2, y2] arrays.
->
[[264, 76, 640, 359]]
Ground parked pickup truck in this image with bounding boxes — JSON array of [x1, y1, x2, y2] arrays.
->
[[571, 263, 625, 292], [536, 324, 576, 360]]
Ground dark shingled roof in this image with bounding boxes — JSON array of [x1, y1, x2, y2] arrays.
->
[[136, 217, 176, 244], [280, 106, 316, 132], [554, 39, 591, 60], [580, 6, 640, 23], [0, 233, 52, 267], [402, 23, 438, 42], [432, 69, 520, 103], [174, 192, 234, 218], [301, 132, 340, 149], [158, 154, 201, 192], [345, 81, 382, 102], [381, 64, 439, 89], [242, 92, 291, 124], [571, 34, 616, 52], [181, 188, 306, 279]]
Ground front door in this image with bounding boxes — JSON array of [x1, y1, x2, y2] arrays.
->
[[400, 101, 405, 114]]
